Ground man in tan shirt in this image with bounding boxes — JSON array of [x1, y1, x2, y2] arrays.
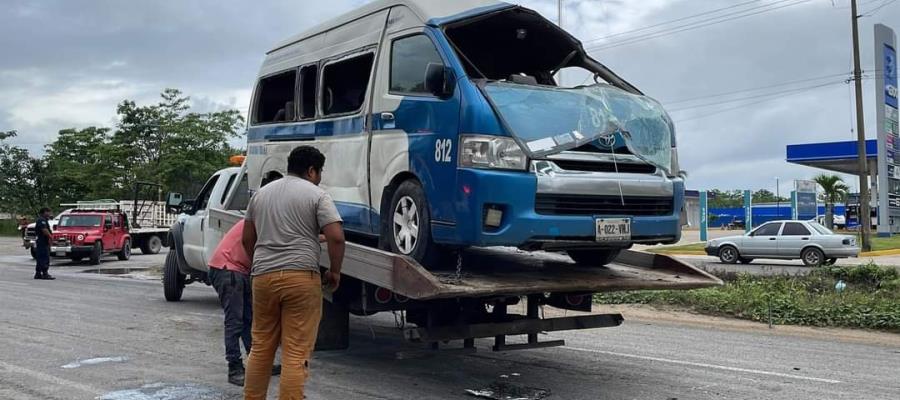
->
[[242, 146, 345, 400]]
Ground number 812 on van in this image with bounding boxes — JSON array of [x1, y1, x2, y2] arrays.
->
[[435, 138, 452, 163]]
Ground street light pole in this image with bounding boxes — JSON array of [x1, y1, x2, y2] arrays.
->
[[851, 0, 873, 251], [775, 177, 780, 219]]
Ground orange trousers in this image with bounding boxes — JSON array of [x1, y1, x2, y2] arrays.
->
[[244, 270, 322, 400]]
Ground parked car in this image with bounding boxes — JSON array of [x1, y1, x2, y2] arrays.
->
[[816, 214, 847, 229], [23, 208, 74, 258], [705, 220, 858, 267], [49, 210, 132, 265]]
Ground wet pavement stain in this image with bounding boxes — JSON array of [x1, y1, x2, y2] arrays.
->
[[97, 382, 225, 400]]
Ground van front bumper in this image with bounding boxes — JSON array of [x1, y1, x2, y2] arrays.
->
[[432, 168, 683, 249]]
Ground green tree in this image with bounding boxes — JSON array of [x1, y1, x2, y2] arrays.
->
[[813, 174, 849, 229], [0, 131, 52, 216], [111, 89, 243, 196], [751, 189, 788, 204], [43, 127, 117, 202]]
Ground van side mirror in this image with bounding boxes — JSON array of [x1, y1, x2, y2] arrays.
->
[[166, 192, 184, 214], [425, 63, 455, 99]]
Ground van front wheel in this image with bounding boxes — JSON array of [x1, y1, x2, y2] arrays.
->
[[387, 180, 442, 268]]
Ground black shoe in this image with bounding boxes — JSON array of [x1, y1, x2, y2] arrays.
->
[[271, 364, 282, 376], [228, 362, 245, 387], [34, 273, 42, 279], [41, 274, 56, 280]]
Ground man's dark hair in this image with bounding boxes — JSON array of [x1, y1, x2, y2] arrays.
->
[[39, 207, 51, 214], [287, 146, 326, 177]]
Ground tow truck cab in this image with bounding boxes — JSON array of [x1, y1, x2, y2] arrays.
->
[[50, 210, 133, 265]]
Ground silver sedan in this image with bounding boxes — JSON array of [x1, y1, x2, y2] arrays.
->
[[705, 220, 859, 267]]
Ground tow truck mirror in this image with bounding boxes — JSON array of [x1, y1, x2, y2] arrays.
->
[[166, 192, 184, 213], [424, 63, 455, 99]]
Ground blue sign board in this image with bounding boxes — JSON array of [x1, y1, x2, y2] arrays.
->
[[885, 44, 898, 108]]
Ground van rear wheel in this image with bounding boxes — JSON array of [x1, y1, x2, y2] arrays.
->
[[386, 180, 442, 268]]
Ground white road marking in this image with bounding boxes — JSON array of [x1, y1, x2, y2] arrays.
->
[[61, 356, 128, 369], [562, 346, 841, 384], [0, 360, 99, 394]]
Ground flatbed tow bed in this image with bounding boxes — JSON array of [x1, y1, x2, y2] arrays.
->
[[210, 209, 721, 352]]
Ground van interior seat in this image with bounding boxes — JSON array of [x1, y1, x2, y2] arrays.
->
[[284, 101, 295, 121]]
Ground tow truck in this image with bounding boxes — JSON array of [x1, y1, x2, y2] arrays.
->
[[164, 165, 720, 352]]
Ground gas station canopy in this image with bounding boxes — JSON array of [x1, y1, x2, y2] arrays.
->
[[786, 139, 877, 175]]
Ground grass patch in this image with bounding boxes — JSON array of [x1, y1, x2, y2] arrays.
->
[[595, 263, 900, 331], [0, 219, 21, 237], [863, 235, 900, 252]]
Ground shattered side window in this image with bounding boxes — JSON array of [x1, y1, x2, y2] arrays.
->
[[482, 82, 674, 174]]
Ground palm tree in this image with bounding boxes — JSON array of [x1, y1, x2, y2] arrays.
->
[[813, 174, 849, 229]]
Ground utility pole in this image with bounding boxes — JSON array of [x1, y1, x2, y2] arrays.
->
[[557, 0, 564, 85], [851, 0, 872, 251]]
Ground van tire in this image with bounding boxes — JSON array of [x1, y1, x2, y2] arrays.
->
[[140, 235, 163, 254], [163, 250, 185, 302], [89, 242, 102, 265], [568, 249, 622, 266], [117, 239, 131, 261], [386, 180, 441, 268]]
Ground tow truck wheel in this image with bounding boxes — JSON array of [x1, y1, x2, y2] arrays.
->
[[89, 242, 102, 265], [387, 180, 441, 267], [163, 250, 185, 301], [140, 235, 162, 255], [117, 239, 131, 261], [568, 249, 622, 266]]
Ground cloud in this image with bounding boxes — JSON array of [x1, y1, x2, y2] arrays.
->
[[2, 0, 898, 192]]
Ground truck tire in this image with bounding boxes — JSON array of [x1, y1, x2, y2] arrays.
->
[[386, 180, 442, 268], [163, 250, 185, 302], [801, 247, 824, 267], [89, 242, 102, 265], [568, 249, 622, 266], [117, 239, 131, 261], [140, 235, 163, 255]]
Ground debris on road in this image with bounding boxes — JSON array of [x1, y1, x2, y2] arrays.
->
[[465, 377, 550, 400], [97, 382, 224, 400], [61, 356, 128, 369]]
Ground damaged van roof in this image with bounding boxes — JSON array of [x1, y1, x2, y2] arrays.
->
[[268, 0, 513, 54]]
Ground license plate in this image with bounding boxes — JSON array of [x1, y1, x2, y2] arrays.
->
[[55, 251, 66, 257], [595, 218, 631, 242]]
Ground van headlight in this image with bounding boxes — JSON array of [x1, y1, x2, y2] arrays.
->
[[458, 135, 527, 170]]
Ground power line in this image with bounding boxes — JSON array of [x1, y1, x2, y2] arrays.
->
[[585, 0, 815, 51], [861, 0, 898, 15], [581, 0, 764, 44], [661, 71, 852, 105], [672, 80, 848, 123], [668, 80, 848, 113]]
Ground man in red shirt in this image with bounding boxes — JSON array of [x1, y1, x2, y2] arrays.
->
[[208, 219, 279, 386]]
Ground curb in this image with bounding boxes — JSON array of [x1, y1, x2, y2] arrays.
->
[[859, 249, 900, 257]]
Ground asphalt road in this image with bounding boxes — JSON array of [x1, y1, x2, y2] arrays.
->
[[1, 238, 898, 399]]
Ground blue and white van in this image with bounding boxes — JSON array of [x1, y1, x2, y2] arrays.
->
[[244, 0, 684, 266]]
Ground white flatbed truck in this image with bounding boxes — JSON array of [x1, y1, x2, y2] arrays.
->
[[164, 167, 720, 352]]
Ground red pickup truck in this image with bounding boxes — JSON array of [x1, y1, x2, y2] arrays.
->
[[50, 210, 132, 265]]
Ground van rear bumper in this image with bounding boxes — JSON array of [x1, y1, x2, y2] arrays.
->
[[432, 169, 683, 249]]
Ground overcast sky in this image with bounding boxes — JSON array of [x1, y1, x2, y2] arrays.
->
[[3, 0, 899, 194]]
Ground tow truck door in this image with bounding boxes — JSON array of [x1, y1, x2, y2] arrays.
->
[[182, 173, 221, 269]]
